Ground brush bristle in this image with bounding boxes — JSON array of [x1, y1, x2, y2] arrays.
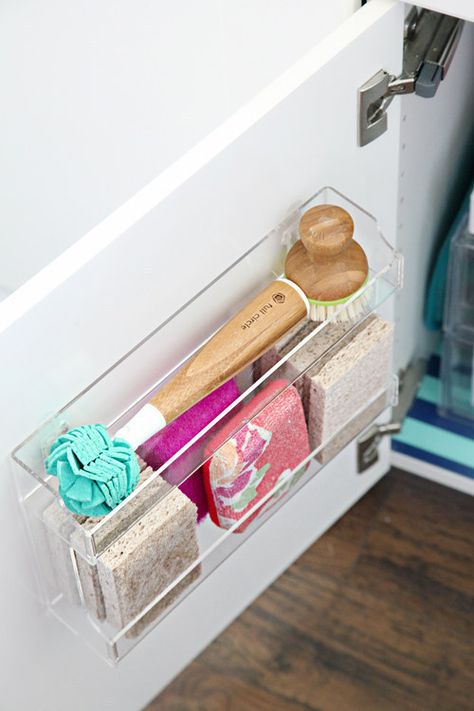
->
[[309, 287, 374, 323]]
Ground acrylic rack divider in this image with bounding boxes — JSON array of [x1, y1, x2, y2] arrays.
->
[[11, 186, 403, 663]]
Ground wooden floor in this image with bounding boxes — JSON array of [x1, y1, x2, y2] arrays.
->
[[148, 469, 474, 711]]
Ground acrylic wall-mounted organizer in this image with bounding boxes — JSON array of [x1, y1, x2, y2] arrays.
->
[[11, 187, 402, 664]]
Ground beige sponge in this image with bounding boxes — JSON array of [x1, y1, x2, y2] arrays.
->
[[43, 457, 200, 637], [255, 315, 393, 460], [95, 468, 200, 636], [307, 315, 393, 453], [254, 319, 354, 409]]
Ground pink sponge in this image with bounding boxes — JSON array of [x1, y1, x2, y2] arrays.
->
[[137, 379, 239, 522], [203, 379, 309, 531]]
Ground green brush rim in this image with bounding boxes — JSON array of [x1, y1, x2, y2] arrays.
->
[[287, 275, 369, 307]]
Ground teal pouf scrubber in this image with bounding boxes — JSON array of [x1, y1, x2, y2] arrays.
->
[[45, 424, 140, 516]]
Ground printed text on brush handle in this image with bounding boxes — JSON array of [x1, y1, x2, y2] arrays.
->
[[150, 281, 307, 423]]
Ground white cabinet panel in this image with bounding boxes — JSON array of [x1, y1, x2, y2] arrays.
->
[[394, 21, 474, 370]]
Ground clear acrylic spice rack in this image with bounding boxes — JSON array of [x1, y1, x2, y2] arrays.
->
[[11, 187, 402, 664]]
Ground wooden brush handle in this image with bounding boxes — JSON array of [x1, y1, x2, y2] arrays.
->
[[299, 205, 354, 259], [285, 204, 368, 303], [150, 280, 307, 424]]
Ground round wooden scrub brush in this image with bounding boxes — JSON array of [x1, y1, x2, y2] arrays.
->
[[285, 205, 369, 322]]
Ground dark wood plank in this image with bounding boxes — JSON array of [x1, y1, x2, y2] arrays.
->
[[306, 584, 474, 711], [347, 470, 474, 639], [153, 659, 315, 711], [148, 469, 474, 711]]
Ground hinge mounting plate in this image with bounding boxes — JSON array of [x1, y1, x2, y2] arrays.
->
[[358, 7, 464, 146], [357, 359, 426, 473]]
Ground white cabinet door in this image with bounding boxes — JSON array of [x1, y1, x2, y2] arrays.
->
[[0, 1, 457, 709]]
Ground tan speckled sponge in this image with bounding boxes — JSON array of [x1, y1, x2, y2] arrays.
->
[[255, 319, 355, 410], [255, 315, 393, 461], [44, 456, 200, 637], [96, 465, 200, 636], [307, 316, 393, 454]]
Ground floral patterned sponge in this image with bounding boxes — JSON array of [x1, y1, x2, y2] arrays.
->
[[203, 379, 310, 532]]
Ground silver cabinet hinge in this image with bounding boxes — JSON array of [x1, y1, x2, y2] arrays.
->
[[357, 359, 426, 473], [358, 7, 464, 146]]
